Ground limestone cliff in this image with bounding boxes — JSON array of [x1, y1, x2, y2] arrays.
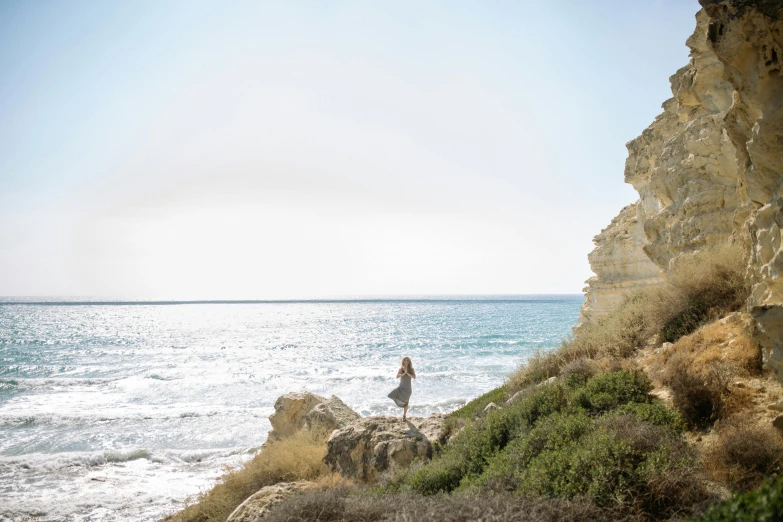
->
[[699, 0, 783, 381], [580, 1, 783, 380], [578, 202, 663, 326]]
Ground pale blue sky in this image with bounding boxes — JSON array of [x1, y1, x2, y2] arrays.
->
[[1, 0, 699, 298]]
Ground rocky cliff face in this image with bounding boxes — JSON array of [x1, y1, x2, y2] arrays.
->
[[580, 1, 782, 379], [578, 202, 663, 326], [699, 0, 783, 381]]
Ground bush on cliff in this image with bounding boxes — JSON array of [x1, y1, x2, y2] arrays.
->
[[706, 419, 783, 490], [169, 428, 328, 522], [510, 244, 749, 388], [653, 318, 762, 429], [695, 474, 783, 522], [399, 371, 706, 519]]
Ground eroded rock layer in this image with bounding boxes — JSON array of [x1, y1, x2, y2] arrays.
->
[[580, 1, 783, 381], [578, 203, 663, 326]]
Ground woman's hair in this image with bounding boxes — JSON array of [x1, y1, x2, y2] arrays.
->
[[401, 356, 416, 378]]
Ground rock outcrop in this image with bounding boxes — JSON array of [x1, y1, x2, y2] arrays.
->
[[578, 203, 663, 326], [580, 1, 783, 382], [324, 414, 446, 482], [267, 392, 360, 441], [225, 482, 310, 522]]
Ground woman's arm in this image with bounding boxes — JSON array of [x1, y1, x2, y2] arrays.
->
[[396, 368, 405, 378]]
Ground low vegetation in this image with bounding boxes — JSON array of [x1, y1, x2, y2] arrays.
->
[[395, 371, 708, 520], [263, 487, 642, 522], [706, 419, 783, 490], [510, 244, 750, 389], [695, 474, 783, 522], [441, 384, 509, 439]]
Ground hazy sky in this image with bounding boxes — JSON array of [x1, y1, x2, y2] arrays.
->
[[1, 0, 700, 298]]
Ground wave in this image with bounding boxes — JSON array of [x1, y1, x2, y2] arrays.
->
[[0, 379, 18, 392], [104, 449, 151, 463], [0, 377, 119, 392], [0, 446, 254, 473], [146, 374, 180, 381], [0, 408, 264, 428]]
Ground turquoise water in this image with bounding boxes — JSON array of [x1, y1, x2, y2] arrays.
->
[[0, 296, 581, 521]]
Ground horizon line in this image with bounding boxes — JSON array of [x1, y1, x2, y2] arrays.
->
[[0, 294, 584, 306]]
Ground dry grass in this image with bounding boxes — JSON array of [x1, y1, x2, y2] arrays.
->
[[653, 318, 762, 379], [706, 418, 783, 490], [510, 244, 750, 390], [648, 316, 763, 427], [665, 243, 749, 315], [263, 488, 645, 522], [664, 355, 728, 428], [167, 428, 329, 522]]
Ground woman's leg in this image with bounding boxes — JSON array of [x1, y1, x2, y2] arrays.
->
[[403, 405, 408, 421]]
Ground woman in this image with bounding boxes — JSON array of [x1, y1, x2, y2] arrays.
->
[[388, 356, 416, 421]]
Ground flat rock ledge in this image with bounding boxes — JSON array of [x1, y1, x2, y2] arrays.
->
[[324, 414, 446, 483], [267, 392, 360, 440], [226, 482, 310, 522]]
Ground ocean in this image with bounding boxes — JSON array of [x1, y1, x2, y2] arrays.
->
[[0, 296, 581, 521]]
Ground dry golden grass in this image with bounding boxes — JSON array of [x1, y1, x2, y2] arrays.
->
[[166, 428, 329, 522], [510, 244, 750, 391], [646, 315, 763, 427], [654, 318, 762, 379], [312, 472, 355, 489], [705, 417, 783, 490], [666, 243, 749, 314]]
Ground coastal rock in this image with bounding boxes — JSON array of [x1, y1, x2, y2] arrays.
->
[[324, 414, 445, 482], [579, 1, 783, 386], [578, 203, 663, 326], [698, 0, 783, 384], [225, 482, 310, 522], [483, 402, 499, 413], [579, 9, 741, 330], [268, 392, 359, 441]]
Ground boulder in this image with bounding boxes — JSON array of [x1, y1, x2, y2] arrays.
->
[[324, 414, 445, 482], [268, 392, 359, 440], [483, 402, 499, 413], [225, 482, 310, 522]]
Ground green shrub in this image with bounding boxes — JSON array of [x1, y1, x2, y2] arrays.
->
[[695, 475, 783, 522], [471, 410, 593, 492], [407, 372, 663, 496], [613, 402, 686, 434], [518, 425, 636, 502], [402, 371, 709, 518], [447, 385, 508, 420], [402, 452, 466, 495], [442, 385, 511, 440], [573, 371, 653, 413]]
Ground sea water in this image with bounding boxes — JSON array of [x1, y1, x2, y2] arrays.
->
[[0, 296, 581, 521]]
